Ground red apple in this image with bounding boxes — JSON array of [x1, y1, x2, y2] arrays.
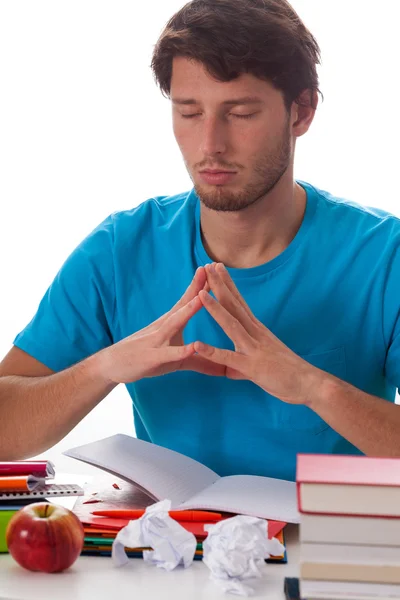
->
[[6, 502, 84, 573]]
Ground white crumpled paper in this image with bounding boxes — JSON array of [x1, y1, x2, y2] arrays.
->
[[203, 515, 285, 596], [112, 499, 197, 570]]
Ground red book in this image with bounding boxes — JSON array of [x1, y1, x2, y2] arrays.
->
[[72, 476, 288, 539], [79, 515, 286, 541], [296, 454, 400, 517], [0, 461, 55, 478], [81, 516, 209, 539]]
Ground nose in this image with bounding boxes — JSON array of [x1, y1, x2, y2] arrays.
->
[[199, 116, 227, 157]]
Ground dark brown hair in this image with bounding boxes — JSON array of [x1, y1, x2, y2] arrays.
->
[[150, 0, 322, 111]]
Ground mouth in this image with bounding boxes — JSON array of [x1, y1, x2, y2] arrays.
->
[[200, 169, 236, 174], [199, 169, 237, 185]]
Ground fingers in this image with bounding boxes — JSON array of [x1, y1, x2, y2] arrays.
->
[[159, 295, 202, 342], [205, 263, 257, 334], [203, 279, 211, 293], [215, 263, 252, 314], [174, 267, 207, 311], [198, 289, 253, 350], [139, 267, 206, 336], [193, 341, 247, 373], [153, 342, 196, 364], [178, 355, 226, 377], [209, 263, 255, 321]]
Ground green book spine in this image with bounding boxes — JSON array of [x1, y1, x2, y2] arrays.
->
[[0, 510, 17, 553]]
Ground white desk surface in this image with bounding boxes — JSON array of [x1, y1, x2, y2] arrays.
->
[[0, 463, 300, 600]]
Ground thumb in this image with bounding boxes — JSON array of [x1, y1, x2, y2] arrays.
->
[[153, 343, 195, 365]]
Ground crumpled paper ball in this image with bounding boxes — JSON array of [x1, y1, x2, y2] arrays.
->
[[203, 515, 285, 596], [112, 499, 197, 570]]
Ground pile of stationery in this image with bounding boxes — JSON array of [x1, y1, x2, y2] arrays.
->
[[0, 460, 84, 553], [73, 477, 287, 562], [296, 453, 400, 600], [83, 508, 222, 559]]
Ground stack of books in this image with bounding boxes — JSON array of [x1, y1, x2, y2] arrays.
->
[[79, 516, 286, 562], [72, 476, 287, 562], [296, 454, 400, 600], [0, 460, 84, 552], [62, 433, 303, 562]]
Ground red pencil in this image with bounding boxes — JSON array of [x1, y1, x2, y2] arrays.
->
[[90, 509, 222, 522]]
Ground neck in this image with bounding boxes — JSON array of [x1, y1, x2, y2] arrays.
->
[[199, 175, 307, 269]]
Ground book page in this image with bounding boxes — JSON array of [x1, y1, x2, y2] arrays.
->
[[64, 434, 219, 506], [177, 474, 300, 523]]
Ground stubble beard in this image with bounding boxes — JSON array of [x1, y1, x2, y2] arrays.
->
[[190, 116, 292, 213]]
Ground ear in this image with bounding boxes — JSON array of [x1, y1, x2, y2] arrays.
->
[[291, 89, 318, 138]]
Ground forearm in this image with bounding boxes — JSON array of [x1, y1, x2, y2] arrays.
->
[[0, 353, 117, 460], [308, 371, 400, 456]]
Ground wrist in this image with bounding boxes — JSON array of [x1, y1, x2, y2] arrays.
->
[[84, 347, 118, 389], [305, 367, 341, 410]]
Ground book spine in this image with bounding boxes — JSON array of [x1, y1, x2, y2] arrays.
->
[[295, 481, 303, 513], [298, 507, 400, 518], [0, 462, 51, 477], [0, 510, 18, 553]]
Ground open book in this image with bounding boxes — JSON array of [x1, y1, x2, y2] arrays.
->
[[64, 434, 300, 523]]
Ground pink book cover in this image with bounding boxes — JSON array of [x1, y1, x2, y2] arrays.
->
[[295, 453, 400, 514], [0, 461, 55, 478], [296, 454, 400, 486]]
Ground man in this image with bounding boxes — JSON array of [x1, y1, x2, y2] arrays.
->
[[1, 0, 400, 481]]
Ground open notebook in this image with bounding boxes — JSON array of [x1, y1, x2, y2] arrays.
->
[[64, 434, 300, 523]]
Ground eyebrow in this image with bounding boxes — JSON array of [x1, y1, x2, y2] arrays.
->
[[171, 96, 264, 106]]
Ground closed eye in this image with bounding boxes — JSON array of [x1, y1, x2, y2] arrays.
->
[[180, 113, 256, 120]]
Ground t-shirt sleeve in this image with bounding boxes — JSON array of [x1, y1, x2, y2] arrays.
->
[[13, 215, 117, 372], [383, 240, 400, 392]]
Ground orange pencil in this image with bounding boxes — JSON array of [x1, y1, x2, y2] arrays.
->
[[90, 509, 222, 522]]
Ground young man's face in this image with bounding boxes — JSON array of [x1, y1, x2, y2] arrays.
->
[[171, 56, 298, 212]]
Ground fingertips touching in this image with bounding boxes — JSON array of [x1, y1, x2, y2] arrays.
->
[[193, 265, 207, 291], [198, 289, 212, 304]]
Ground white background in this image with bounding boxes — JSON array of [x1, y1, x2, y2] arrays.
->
[[0, 1, 399, 469]]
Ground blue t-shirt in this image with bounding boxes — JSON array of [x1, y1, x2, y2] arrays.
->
[[14, 181, 400, 481]]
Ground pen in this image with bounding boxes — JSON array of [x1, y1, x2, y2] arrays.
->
[[90, 509, 223, 522]]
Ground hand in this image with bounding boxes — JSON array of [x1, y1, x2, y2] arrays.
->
[[96, 267, 224, 384], [194, 263, 321, 405]]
